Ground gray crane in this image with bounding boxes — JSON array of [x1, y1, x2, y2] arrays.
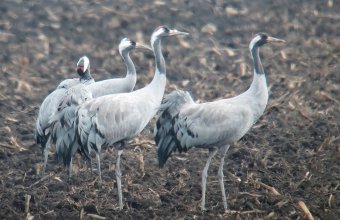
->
[[35, 56, 93, 175], [49, 56, 94, 175], [87, 38, 151, 98], [49, 38, 151, 177], [68, 26, 189, 210], [154, 33, 285, 211]]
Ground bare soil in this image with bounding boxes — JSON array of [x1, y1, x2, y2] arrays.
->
[[0, 0, 339, 219]]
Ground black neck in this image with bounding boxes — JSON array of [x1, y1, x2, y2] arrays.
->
[[251, 46, 264, 75], [152, 38, 166, 74], [80, 69, 92, 82]]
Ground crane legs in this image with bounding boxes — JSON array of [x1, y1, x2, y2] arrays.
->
[[201, 148, 218, 211], [68, 157, 73, 178], [87, 158, 93, 175], [96, 153, 102, 183], [41, 147, 48, 175], [41, 138, 51, 175], [116, 149, 123, 210], [218, 145, 230, 210]]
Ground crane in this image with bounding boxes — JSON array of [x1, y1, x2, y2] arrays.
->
[[67, 26, 189, 210], [35, 56, 94, 175], [154, 33, 285, 211], [49, 38, 151, 177], [49, 81, 93, 176]]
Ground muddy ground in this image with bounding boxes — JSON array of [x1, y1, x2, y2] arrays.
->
[[0, 0, 339, 219]]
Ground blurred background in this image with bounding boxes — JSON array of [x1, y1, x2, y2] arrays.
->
[[0, 0, 339, 219]]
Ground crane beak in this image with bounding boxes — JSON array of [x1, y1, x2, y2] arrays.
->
[[267, 36, 285, 43], [168, 29, 190, 36], [135, 42, 152, 51]]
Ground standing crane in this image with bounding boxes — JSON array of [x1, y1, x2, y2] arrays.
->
[[67, 26, 189, 210], [154, 33, 285, 211], [49, 38, 151, 177], [35, 56, 94, 175]]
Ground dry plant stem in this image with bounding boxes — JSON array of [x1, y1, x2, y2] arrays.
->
[[226, 171, 241, 182], [297, 201, 314, 220], [238, 192, 262, 197], [28, 173, 54, 188], [24, 195, 34, 220], [25, 194, 31, 214], [254, 180, 281, 196], [317, 137, 331, 152], [79, 208, 84, 220], [328, 194, 333, 208], [43, 210, 54, 215], [316, 90, 340, 105], [137, 153, 145, 178], [266, 211, 275, 218], [86, 213, 106, 220], [224, 209, 265, 215]]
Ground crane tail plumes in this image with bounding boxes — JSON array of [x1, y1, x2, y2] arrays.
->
[[49, 85, 92, 166], [75, 106, 95, 157], [154, 90, 195, 167], [49, 105, 78, 165]]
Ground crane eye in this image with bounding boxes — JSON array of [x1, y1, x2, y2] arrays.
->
[[154, 25, 170, 34], [162, 26, 170, 33], [262, 35, 268, 42]]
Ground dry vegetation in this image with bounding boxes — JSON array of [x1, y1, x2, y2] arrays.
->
[[0, 0, 339, 219]]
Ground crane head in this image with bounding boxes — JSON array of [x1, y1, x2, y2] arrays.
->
[[152, 25, 189, 40], [249, 33, 285, 50], [119, 38, 152, 55], [76, 56, 90, 76]]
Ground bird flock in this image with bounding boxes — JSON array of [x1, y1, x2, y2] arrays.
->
[[35, 25, 284, 211]]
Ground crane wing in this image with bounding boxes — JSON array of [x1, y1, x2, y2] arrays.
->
[[175, 102, 253, 148], [36, 89, 65, 143], [156, 90, 253, 167], [77, 93, 152, 155]]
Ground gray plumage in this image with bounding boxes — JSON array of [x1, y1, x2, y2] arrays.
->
[[50, 38, 150, 177], [87, 38, 151, 98], [35, 56, 93, 175], [72, 26, 189, 210], [35, 79, 79, 146], [155, 33, 285, 211], [46, 56, 94, 174], [50, 84, 93, 163]]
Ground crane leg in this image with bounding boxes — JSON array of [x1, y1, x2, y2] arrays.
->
[[41, 138, 51, 175], [68, 157, 73, 179], [115, 149, 124, 210], [218, 145, 230, 210], [87, 158, 93, 175], [201, 148, 218, 211], [96, 153, 102, 184], [42, 147, 48, 175], [82, 145, 93, 174]]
